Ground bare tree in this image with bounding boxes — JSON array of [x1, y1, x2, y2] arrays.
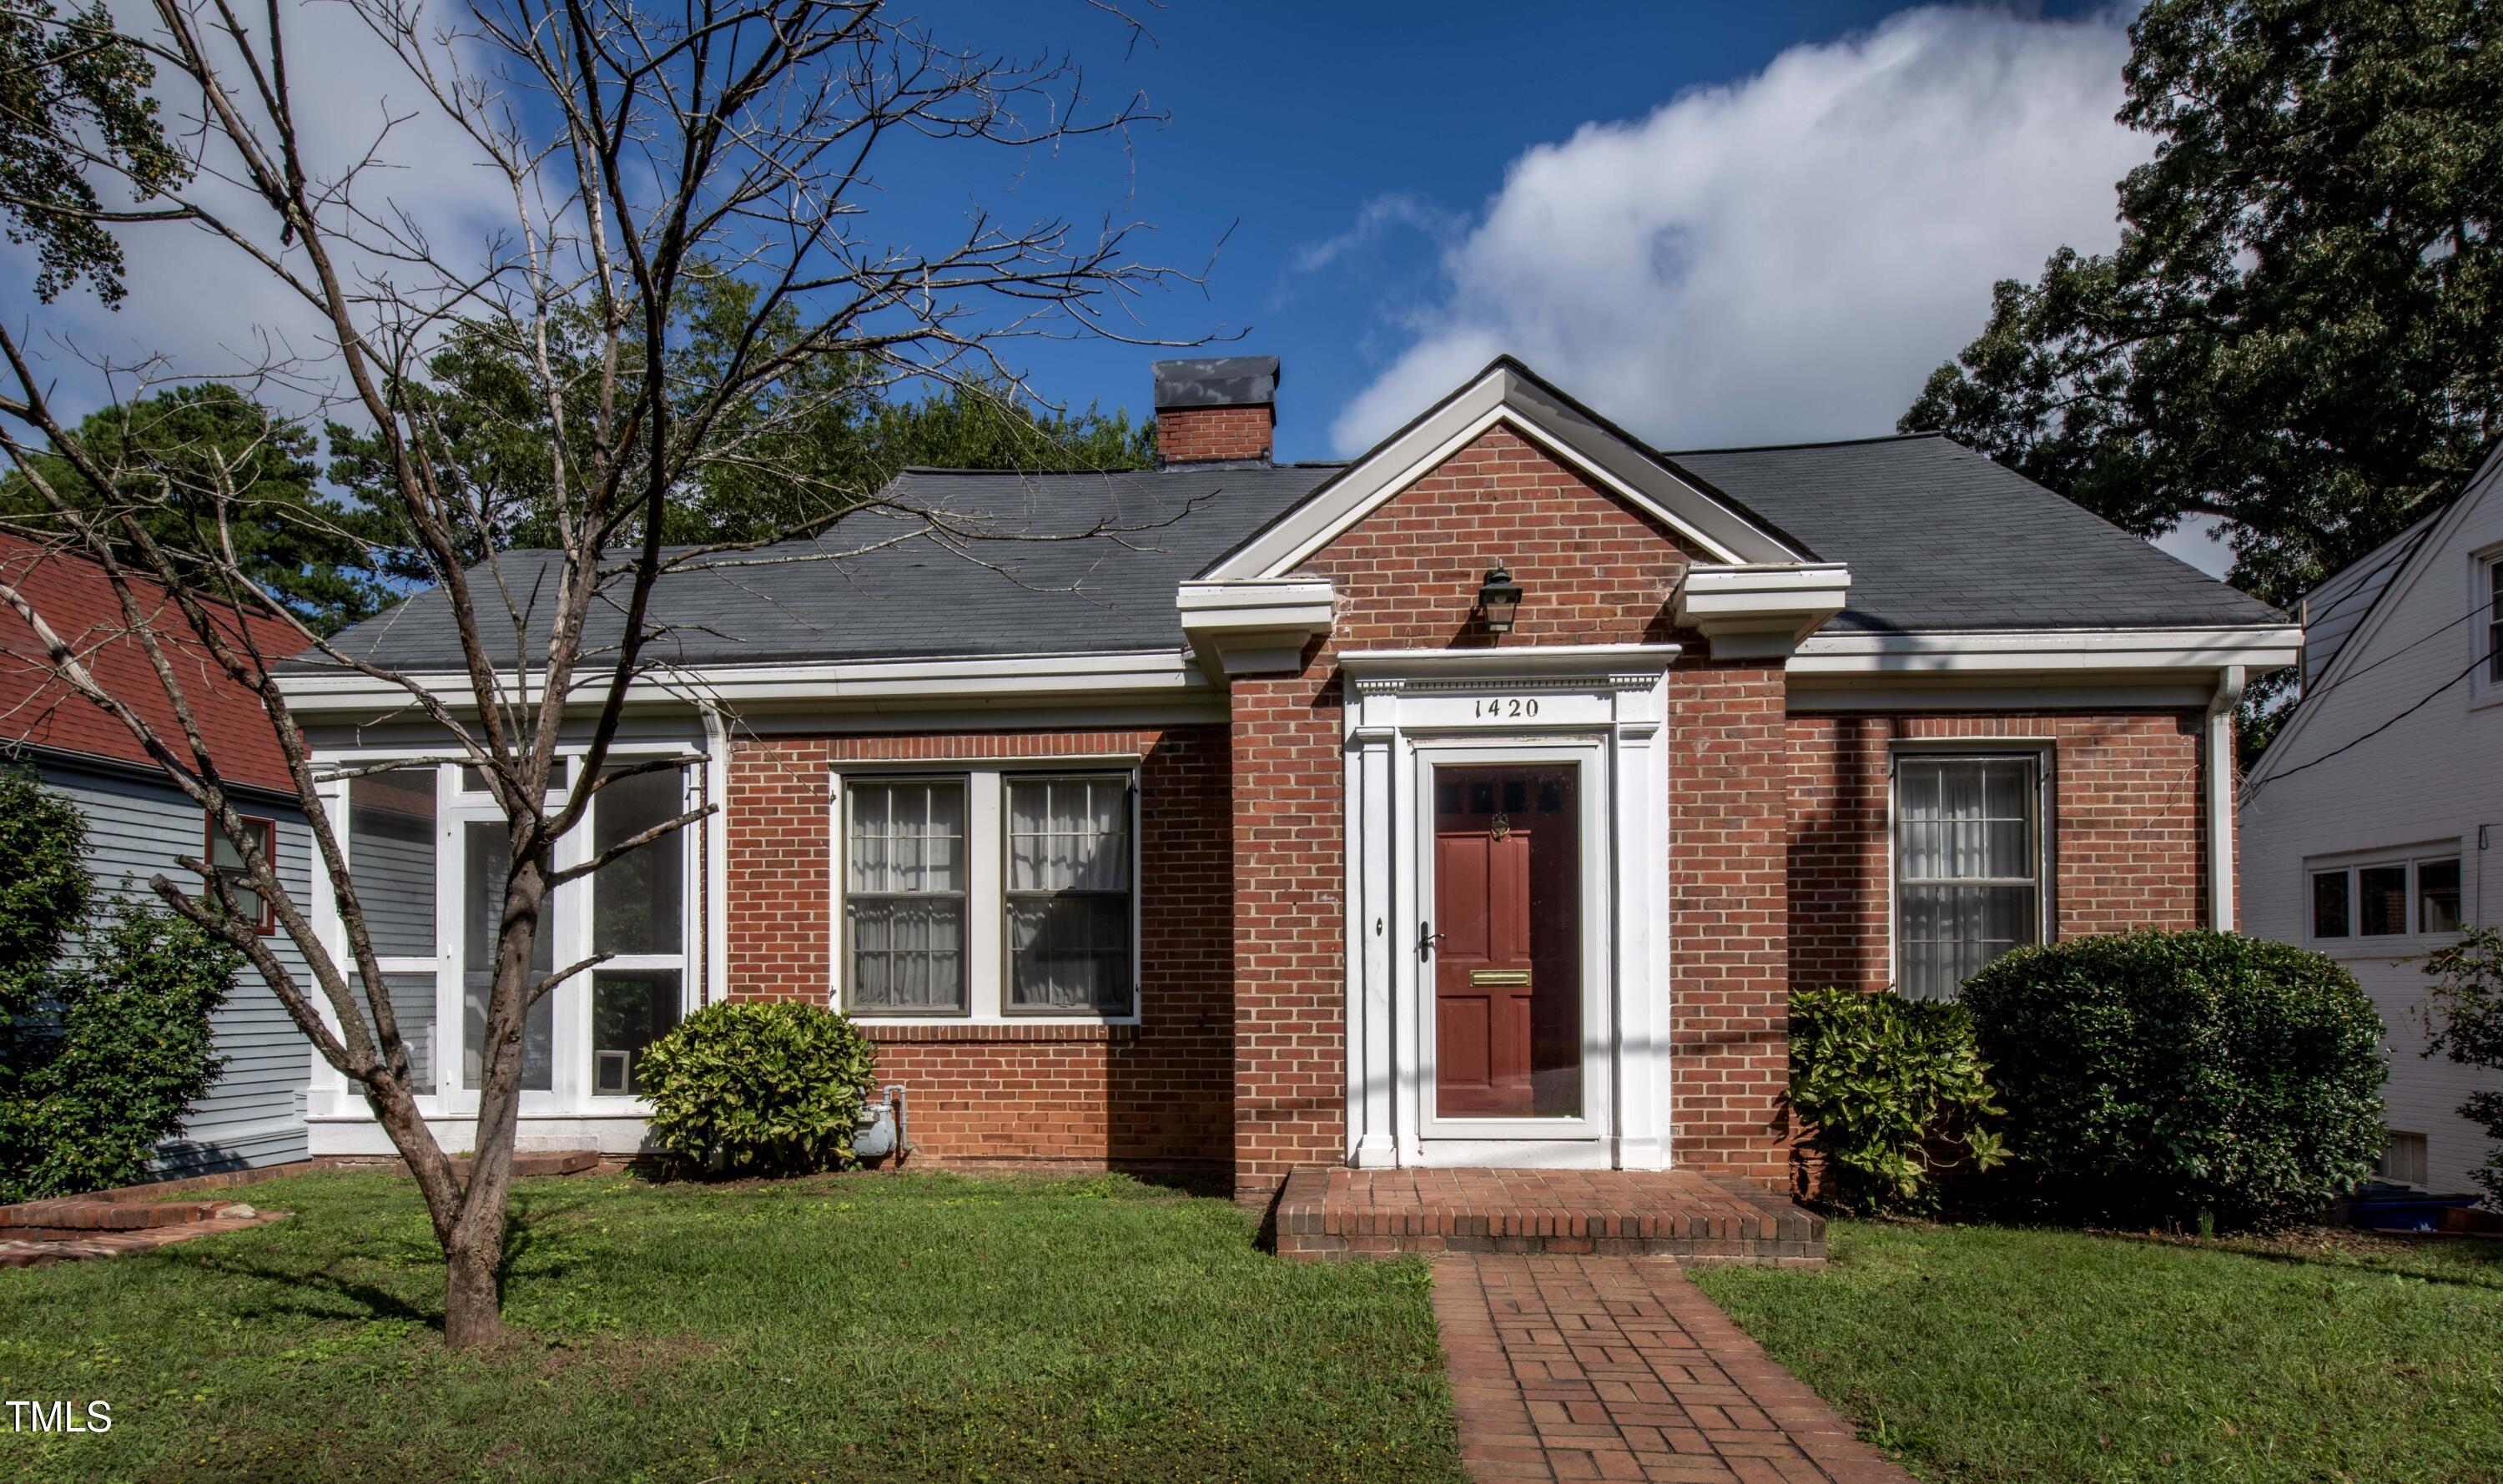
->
[[0, 0, 1193, 1346]]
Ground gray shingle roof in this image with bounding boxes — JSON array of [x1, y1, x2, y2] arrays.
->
[[306, 430, 2283, 675], [310, 463, 1340, 672], [1665, 434, 2285, 633]]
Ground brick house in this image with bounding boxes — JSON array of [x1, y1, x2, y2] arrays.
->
[[282, 357, 2296, 1201]]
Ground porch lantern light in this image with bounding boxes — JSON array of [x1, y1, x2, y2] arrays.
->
[[1476, 562, 1523, 634]]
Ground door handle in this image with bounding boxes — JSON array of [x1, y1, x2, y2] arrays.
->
[[1417, 921, 1446, 961]]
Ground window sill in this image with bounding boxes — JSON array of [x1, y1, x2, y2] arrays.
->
[[858, 1022, 1145, 1044]]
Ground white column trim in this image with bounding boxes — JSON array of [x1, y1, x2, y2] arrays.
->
[[2207, 664, 2247, 931]]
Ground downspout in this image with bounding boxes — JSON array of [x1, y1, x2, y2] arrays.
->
[[2204, 665, 2247, 933], [701, 700, 732, 1004]]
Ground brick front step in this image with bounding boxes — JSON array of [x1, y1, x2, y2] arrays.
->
[[1275, 1166, 1824, 1265]]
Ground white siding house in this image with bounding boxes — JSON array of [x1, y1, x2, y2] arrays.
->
[[2242, 444, 2503, 1195]]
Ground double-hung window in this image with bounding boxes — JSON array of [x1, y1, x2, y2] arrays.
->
[[844, 780, 969, 1014], [838, 768, 1137, 1019], [1895, 755, 2042, 1000], [1006, 776, 1133, 1013]]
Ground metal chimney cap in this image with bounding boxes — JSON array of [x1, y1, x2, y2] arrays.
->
[[1151, 356, 1280, 411]]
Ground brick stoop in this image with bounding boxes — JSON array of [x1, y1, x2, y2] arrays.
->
[[0, 1197, 286, 1268], [1274, 1167, 1824, 1265]]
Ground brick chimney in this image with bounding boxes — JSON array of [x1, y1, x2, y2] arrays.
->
[[1153, 356, 1278, 466]]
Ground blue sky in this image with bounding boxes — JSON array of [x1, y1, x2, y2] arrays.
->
[[16, 1, 2234, 572], [912, 1, 2133, 460]]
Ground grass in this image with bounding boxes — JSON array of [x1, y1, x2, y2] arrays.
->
[[1691, 1218, 2503, 1484], [0, 1169, 1463, 1483]]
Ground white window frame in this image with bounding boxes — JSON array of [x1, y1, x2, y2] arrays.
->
[[314, 744, 703, 1117], [2471, 542, 2503, 709], [2305, 843, 2466, 950], [829, 760, 1142, 1025], [1886, 742, 2053, 1000]]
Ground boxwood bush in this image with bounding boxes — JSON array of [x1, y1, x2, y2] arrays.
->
[[639, 1000, 876, 1176], [1961, 929, 2385, 1230], [1788, 986, 2006, 1213]]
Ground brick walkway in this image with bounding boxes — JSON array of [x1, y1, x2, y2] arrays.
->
[[1277, 1167, 1823, 1263], [1432, 1253, 1911, 1483]]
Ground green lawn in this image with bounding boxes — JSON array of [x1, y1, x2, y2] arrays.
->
[[0, 1169, 1463, 1483], [1693, 1219, 2503, 1484]]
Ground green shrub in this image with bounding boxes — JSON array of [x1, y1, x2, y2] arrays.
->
[[2419, 926, 2503, 1202], [0, 765, 91, 1029], [1788, 986, 2006, 1212], [638, 1000, 876, 1176], [0, 903, 239, 1201], [1961, 929, 2385, 1230]]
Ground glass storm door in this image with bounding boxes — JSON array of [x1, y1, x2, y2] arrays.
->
[[1431, 764, 1582, 1120]]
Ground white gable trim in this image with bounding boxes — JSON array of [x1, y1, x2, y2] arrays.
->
[[1201, 360, 1805, 580], [2252, 442, 2503, 785]]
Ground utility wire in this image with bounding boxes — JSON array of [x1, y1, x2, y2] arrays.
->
[[2249, 642, 2495, 798]]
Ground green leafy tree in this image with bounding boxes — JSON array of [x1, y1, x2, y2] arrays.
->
[[327, 275, 1155, 567], [0, 767, 239, 1203], [1905, 0, 2503, 616], [0, 0, 188, 304], [4, 385, 381, 631], [2420, 926, 2503, 1201]]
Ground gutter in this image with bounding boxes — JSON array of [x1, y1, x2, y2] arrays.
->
[[2205, 665, 2248, 932]]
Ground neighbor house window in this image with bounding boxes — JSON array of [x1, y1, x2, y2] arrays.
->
[[2309, 854, 2463, 941], [2489, 559, 2503, 684], [1895, 756, 2041, 1000], [2377, 1131, 2430, 1187], [2311, 871, 2352, 938], [844, 779, 968, 1014], [204, 813, 278, 934], [1005, 776, 1134, 1013]]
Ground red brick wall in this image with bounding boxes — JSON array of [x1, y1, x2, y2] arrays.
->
[[1158, 404, 1273, 464], [1232, 422, 1787, 1196], [1786, 710, 2208, 993], [723, 726, 1233, 1174], [1668, 662, 1794, 1187]]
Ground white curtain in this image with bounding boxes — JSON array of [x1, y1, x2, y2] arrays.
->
[[1006, 777, 1131, 1010], [848, 782, 966, 1011], [1897, 758, 2037, 1000]]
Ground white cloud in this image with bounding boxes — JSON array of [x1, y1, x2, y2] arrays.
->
[[7, 0, 526, 419], [2154, 511, 2237, 580], [1287, 194, 1466, 276], [1329, 5, 2149, 455]]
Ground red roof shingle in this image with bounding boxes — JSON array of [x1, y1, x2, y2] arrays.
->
[[0, 534, 311, 793]]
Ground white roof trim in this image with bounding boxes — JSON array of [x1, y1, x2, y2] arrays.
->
[[1337, 641, 1683, 683], [1674, 562, 1851, 659], [1201, 360, 1805, 580], [277, 648, 1213, 716], [1176, 577, 1337, 680], [1788, 626, 2303, 677]]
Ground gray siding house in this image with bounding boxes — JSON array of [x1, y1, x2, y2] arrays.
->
[[0, 536, 316, 1182]]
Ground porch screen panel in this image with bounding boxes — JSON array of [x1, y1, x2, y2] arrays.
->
[[349, 768, 439, 1087], [845, 781, 967, 1013], [463, 818, 555, 1089], [1896, 757, 2039, 1000], [1006, 776, 1132, 1012], [591, 766, 687, 1093]]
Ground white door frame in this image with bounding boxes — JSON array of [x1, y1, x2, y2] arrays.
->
[[1412, 739, 1612, 1146], [1341, 642, 1678, 1170]]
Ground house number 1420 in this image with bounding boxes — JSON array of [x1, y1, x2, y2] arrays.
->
[[1473, 697, 1539, 719]]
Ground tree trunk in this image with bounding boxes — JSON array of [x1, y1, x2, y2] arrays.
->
[[442, 1222, 505, 1349]]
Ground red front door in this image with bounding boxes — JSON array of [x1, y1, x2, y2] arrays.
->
[[1432, 765, 1582, 1119]]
